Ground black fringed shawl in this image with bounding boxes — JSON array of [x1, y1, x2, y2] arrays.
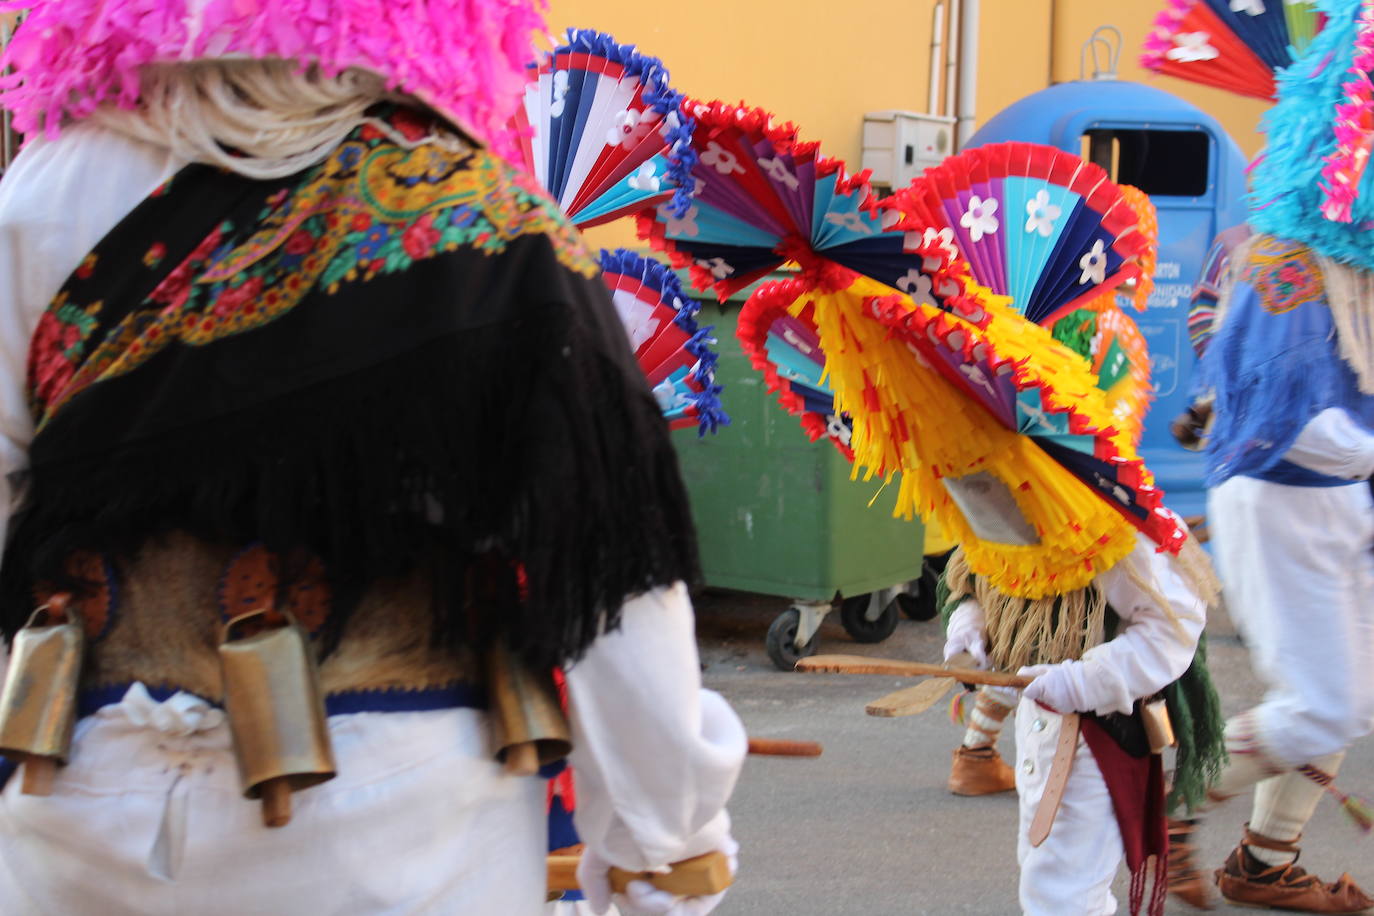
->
[[2, 106, 698, 668]]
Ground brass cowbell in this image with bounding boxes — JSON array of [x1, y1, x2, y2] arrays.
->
[[0, 594, 85, 795], [218, 608, 336, 827], [485, 640, 572, 776]]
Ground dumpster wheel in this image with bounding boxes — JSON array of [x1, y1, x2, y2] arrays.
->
[[766, 606, 821, 670], [839, 592, 900, 643]]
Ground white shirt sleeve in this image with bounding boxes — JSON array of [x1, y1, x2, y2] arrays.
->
[[0, 123, 187, 559], [1074, 535, 1208, 716], [564, 583, 746, 871], [1282, 406, 1374, 480]]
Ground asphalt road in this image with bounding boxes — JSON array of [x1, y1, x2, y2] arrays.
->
[[695, 589, 1374, 916]]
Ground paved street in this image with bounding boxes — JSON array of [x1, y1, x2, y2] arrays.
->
[[695, 590, 1374, 916]]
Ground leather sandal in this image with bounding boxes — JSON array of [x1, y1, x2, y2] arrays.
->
[[1167, 817, 1216, 910], [1215, 827, 1374, 913], [947, 744, 1016, 796]]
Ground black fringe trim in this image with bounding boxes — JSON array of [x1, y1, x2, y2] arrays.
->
[[4, 300, 699, 669]]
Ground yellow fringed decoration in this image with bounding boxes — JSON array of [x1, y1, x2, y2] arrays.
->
[[792, 275, 1147, 599]]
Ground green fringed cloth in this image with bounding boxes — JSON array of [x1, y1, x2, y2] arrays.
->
[[937, 552, 1227, 815], [3, 106, 699, 669]]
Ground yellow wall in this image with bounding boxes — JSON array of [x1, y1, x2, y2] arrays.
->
[[546, 0, 1270, 169]]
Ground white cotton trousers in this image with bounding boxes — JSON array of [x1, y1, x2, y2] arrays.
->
[[1014, 699, 1123, 916], [1208, 476, 1374, 765], [0, 693, 545, 915]]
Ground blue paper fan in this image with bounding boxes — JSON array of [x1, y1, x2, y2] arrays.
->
[[516, 30, 695, 229], [599, 249, 728, 435]]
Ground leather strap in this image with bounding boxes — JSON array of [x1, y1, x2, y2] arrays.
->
[[1029, 711, 1080, 848]]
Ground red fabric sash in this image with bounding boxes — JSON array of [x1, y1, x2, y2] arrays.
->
[[1080, 715, 1168, 916]]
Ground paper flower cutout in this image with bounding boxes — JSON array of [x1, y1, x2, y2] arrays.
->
[[1167, 32, 1219, 63], [1079, 240, 1108, 285], [701, 141, 746, 175], [659, 202, 700, 237], [826, 211, 874, 235], [758, 155, 801, 191], [696, 256, 736, 279], [628, 161, 662, 193], [607, 109, 655, 149], [960, 195, 1000, 242], [550, 71, 570, 119], [1024, 189, 1063, 238], [897, 269, 938, 307]]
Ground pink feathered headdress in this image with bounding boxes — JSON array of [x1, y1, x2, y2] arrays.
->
[[0, 0, 546, 161]]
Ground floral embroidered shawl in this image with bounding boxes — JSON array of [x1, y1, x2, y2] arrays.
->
[[5, 106, 699, 666]]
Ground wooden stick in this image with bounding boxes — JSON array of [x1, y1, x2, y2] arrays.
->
[[504, 742, 540, 777], [546, 850, 733, 896], [746, 738, 822, 757], [260, 777, 292, 828], [865, 677, 958, 717], [796, 654, 1033, 688], [19, 755, 55, 796]]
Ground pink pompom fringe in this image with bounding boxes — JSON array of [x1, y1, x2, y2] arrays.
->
[[0, 0, 547, 163], [1319, 0, 1374, 223]]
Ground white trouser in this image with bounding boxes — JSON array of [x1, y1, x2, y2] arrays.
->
[[1208, 476, 1374, 765], [1015, 699, 1123, 916], [0, 686, 545, 915]]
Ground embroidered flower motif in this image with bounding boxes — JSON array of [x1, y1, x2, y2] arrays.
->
[[700, 141, 745, 176], [284, 229, 316, 257], [1230, 0, 1264, 14], [960, 195, 999, 242], [896, 269, 938, 306], [402, 214, 441, 260], [351, 213, 372, 233], [826, 211, 874, 235], [549, 71, 570, 118], [696, 256, 735, 280], [75, 253, 98, 279], [1166, 32, 1219, 63], [1079, 239, 1109, 285], [142, 244, 166, 269], [211, 276, 264, 319], [758, 155, 800, 191], [659, 202, 700, 238], [627, 161, 661, 193], [1024, 190, 1062, 238]]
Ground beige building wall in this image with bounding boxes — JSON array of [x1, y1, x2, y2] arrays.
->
[[546, 0, 1270, 164]]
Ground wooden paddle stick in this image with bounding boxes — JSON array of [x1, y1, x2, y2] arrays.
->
[[865, 677, 959, 717], [747, 737, 822, 757], [546, 850, 733, 896], [796, 654, 1033, 688]]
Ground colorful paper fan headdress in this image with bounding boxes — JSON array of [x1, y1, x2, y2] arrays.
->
[[646, 107, 1181, 596], [638, 99, 981, 318], [599, 249, 728, 434], [0, 0, 544, 161], [515, 29, 696, 228], [1142, 0, 1326, 101], [1250, 1, 1374, 262]]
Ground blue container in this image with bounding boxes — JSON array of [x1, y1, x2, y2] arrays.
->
[[966, 80, 1248, 517]]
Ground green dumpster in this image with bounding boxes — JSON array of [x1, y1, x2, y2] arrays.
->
[[671, 294, 932, 670]]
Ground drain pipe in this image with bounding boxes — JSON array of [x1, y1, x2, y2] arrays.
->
[[944, 0, 960, 123], [928, 2, 945, 115], [955, 0, 979, 149]]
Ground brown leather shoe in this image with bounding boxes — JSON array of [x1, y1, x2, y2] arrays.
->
[[947, 744, 1016, 796], [1168, 817, 1216, 910], [1216, 828, 1374, 913]]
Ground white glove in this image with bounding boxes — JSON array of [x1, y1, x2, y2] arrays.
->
[[942, 599, 989, 669], [1018, 655, 1135, 716], [577, 837, 738, 916], [1017, 661, 1090, 714]]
